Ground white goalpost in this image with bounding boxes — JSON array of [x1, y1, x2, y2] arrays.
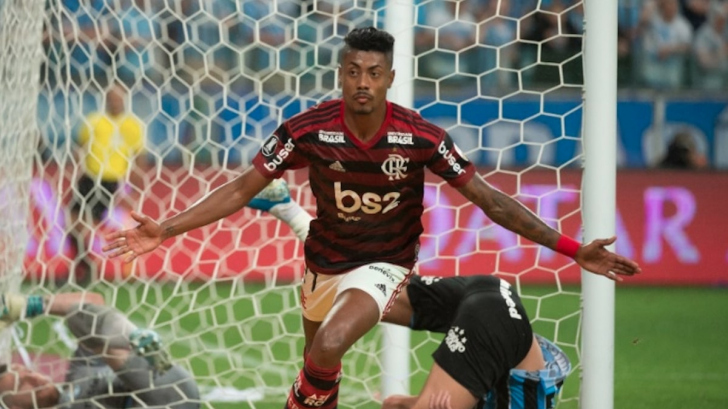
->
[[581, 0, 618, 408], [0, 0, 45, 364], [381, 0, 415, 398], [1, 0, 619, 408]]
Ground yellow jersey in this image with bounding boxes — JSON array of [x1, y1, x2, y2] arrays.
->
[[78, 113, 144, 182]]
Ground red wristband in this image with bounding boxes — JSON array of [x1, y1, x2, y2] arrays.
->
[[556, 235, 581, 258]]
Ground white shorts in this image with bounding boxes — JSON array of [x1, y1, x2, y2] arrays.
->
[[300, 263, 412, 322]]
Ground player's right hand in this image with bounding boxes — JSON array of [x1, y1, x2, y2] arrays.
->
[[102, 211, 164, 263]]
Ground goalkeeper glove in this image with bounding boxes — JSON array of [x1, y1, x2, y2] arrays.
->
[[0, 294, 44, 331], [129, 328, 173, 373]]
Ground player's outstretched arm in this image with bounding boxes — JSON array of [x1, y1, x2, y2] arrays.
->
[[104, 167, 272, 263], [457, 174, 641, 281], [0, 292, 105, 330], [46, 292, 105, 316]]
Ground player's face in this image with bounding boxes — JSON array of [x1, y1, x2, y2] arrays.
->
[[0, 365, 59, 409], [106, 85, 126, 116], [339, 50, 394, 115]]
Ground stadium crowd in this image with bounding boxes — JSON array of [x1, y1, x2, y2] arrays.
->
[[41, 0, 728, 91]]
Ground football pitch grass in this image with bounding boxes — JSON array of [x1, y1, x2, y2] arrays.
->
[[26, 283, 728, 409]]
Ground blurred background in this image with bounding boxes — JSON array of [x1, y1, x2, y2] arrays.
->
[[4, 0, 727, 408], [37, 0, 728, 169]]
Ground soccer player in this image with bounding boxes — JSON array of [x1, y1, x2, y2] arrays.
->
[[68, 81, 147, 285], [249, 180, 571, 409], [0, 292, 199, 408], [383, 275, 570, 409], [103, 27, 640, 409]]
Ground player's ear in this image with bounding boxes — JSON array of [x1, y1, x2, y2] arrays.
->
[[337, 64, 343, 88], [388, 69, 396, 89]]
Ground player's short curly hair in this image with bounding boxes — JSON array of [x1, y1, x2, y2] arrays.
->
[[341, 27, 395, 67]]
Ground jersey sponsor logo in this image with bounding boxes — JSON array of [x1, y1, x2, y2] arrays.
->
[[261, 135, 280, 157], [334, 182, 401, 215], [318, 131, 346, 143], [445, 326, 467, 353], [329, 161, 346, 172], [337, 212, 361, 222], [387, 132, 414, 145], [499, 279, 523, 320], [368, 265, 396, 282], [263, 139, 295, 172], [381, 154, 409, 181], [437, 141, 467, 175]]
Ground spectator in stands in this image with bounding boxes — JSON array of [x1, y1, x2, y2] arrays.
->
[[474, 0, 519, 90], [617, 0, 647, 85], [520, 0, 583, 87], [638, 0, 693, 88], [110, 0, 160, 86], [415, 1, 477, 79], [692, 2, 728, 89], [50, 0, 113, 86], [680, 0, 713, 30], [659, 131, 708, 169]]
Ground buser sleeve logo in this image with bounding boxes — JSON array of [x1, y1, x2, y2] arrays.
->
[[263, 139, 296, 172]]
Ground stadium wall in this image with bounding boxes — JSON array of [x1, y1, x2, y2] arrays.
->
[[37, 92, 728, 169], [25, 167, 728, 286]]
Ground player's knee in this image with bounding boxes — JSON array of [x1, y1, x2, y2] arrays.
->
[[310, 326, 349, 362]]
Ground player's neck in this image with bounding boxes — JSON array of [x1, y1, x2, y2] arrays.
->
[[343, 105, 387, 143]]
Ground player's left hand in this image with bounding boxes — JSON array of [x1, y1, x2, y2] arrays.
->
[[575, 236, 641, 281]]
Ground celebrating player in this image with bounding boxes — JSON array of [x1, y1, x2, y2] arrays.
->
[[0, 292, 199, 408], [250, 180, 571, 409], [103, 27, 640, 409]]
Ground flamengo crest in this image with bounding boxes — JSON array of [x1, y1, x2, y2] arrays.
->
[[381, 154, 409, 181]]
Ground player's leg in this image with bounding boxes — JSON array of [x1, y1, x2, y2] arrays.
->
[[286, 264, 411, 409], [382, 394, 417, 409], [503, 334, 571, 409], [287, 270, 348, 409], [409, 362, 479, 409], [429, 288, 533, 408], [515, 335, 546, 371], [66, 174, 95, 286], [248, 178, 311, 241], [287, 290, 380, 409]]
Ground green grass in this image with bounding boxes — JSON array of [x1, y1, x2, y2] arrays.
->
[[22, 282, 728, 409], [614, 287, 728, 409]]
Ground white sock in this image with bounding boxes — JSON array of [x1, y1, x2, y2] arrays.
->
[[268, 202, 313, 242]]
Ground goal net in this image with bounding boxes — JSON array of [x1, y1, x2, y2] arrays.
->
[[9, 0, 588, 408]]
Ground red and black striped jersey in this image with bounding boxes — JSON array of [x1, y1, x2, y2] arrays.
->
[[253, 99, 475, 275]]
